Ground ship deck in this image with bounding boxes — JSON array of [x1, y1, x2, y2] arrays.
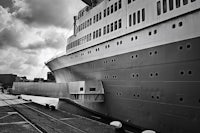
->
[[0, 92, 129, 133]]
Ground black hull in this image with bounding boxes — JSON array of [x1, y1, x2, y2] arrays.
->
[[52, 37, 200, 133]]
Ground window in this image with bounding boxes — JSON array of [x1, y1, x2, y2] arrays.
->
[[176, 0, 180, 8], [104, 9, 106, 17], [114, 21, 118, 30], [96, 14, 99, 21], [93, 31, 95, 39], [133, 12, 136, 25], [107, 7, 110, 16], [103, 26, 106, 35], [183, 0, 188, 5], [118, 19, 122, 28], [90, 18, 92, 25], [169, 0, 174, 10], [107, 25, 110, 33], [119, 0, 122, 9], [137, 10, 140, 23], [163, 0, 167, 13], [87, 20, 89, 27], [111, 5, 114, 13], [129, 14, 132, 27], [99, 28, 101, 37], [89, 33, 91, 41], [99, 12, 101, 20], [142, 8, 145, 21], [111, 23, 114, 31], [90, 88, 96, 91], [115, 2, 118, 11], [93, 16, 96, 23], [96, 30, 98, 38]]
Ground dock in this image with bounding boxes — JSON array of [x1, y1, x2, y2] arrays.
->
[[0, 93, 121, 133]]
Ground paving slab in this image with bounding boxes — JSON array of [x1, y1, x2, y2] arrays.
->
[[0, 93, 118, 133]]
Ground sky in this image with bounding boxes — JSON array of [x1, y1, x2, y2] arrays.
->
[[0, 0, 85, 79]]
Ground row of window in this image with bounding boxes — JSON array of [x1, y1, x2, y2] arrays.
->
[[77, 18, 92, 32], [103, 19, 122, 35], [157, 0, 196, 15], [94, 12, 102, 24], [129, 8, 145, 27], [69, 19, 123, 49], [77, 11, 102, 33], [67, 33, 92, 49], [104, 0, 122, 18], [128, 0, 136, 4], [93, 28, 102, 39], [77, 0, 122, 33], [69, 19, 122, 49]]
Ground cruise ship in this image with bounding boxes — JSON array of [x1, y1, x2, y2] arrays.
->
[[46, 0, 200, 132]]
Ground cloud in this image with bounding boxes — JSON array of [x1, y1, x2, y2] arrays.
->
[[13, 0, 85, 28], [0, 0, 85, 79]]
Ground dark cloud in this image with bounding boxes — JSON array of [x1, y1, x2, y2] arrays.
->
[[0, 0, 85, 79], [0, 27, 22, 49], [0, 0, 13, 10], [14, 0, 85, 28]]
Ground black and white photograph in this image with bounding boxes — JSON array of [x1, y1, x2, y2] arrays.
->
[[0, 0, 200, 132]]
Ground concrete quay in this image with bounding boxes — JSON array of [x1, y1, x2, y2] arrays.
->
[[0, 93, 119, 133]]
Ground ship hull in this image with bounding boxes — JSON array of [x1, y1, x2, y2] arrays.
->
[[49, 36, 200, 133]]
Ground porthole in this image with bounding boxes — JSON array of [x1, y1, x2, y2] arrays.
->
[[135, 54, 138, 58], [132, 74, 135, 78], [155, 72, 159, 76], [117, 42, 119, 45], [188, 70, 192, 75], [136, 74, 139, 77], [120, 41, 122, 44], [198, 99, 200, 103], [179, 45, 183, 50], [156, 96, 160, 99], [154, 51, 158, 54], [149, 32, 152, 36], [150, 73, 153, 77], [180, 71, 185, 75], [172, 24, 176, 29], [154, 30, 157, 34], [179, 22, 183, 27], [179, 97, 184, 102], [149, 52, 153, 56], [152, 96, 154, 99], [186, 44, 191, 49], [135, 36, 138, 40], [137, 94, 140, 97], [131, 37, 134, 41]]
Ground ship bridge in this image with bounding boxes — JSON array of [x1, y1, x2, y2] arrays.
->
[[81, 0, 104, 6]]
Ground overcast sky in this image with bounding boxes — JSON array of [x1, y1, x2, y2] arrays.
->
[[0, 0, 85, 79]]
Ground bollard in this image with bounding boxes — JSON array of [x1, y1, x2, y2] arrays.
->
[[50, 105, 56, 111], [45, 104, 50, 108], [142, 130, 156, 133], [110, 121, 125, 133]]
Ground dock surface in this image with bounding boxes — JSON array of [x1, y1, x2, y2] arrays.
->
[[0, 93, 117, 133]]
